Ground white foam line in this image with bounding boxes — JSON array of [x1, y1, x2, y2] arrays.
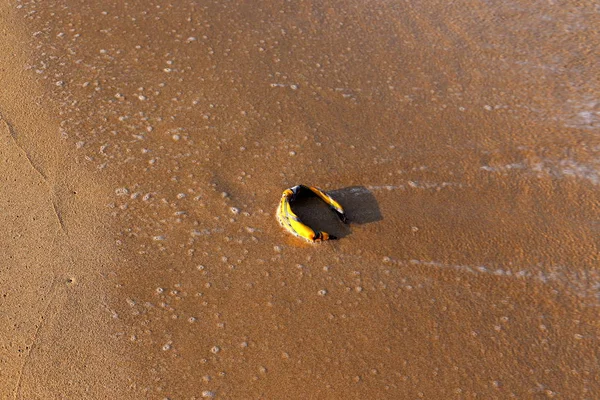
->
[[481, 158, 600, 185], [367, 185, 406, 191], [383, 257, 600, 306], [367, 181, 464, 191]]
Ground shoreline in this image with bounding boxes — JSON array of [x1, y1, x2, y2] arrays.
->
[[2, 0, 599, 398], [0, 3, 131, 398]]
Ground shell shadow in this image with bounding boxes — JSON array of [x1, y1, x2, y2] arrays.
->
[[291, 186, 382, 239]]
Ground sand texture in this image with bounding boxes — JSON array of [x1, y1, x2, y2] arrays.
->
[[1, 0, 599, 398], [0, 2, 130, 398]]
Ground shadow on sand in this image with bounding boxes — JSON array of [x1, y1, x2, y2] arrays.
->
[[291, 186, 382, 239]]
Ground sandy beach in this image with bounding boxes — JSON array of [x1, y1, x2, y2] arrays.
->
[[2, 0, 599, 398], [1, 2, 133, 398]]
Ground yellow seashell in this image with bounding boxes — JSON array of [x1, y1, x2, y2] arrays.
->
[[276, 185, 348, 242]]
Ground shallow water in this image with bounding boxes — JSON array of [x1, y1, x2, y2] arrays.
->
[[8, 0, 600, 398]]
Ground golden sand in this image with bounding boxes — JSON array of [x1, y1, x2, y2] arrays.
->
[[2, 0, 599, 398], [0, 2, 130, 398]]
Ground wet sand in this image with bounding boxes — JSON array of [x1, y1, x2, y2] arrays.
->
[[2, 0, 599, 398]]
